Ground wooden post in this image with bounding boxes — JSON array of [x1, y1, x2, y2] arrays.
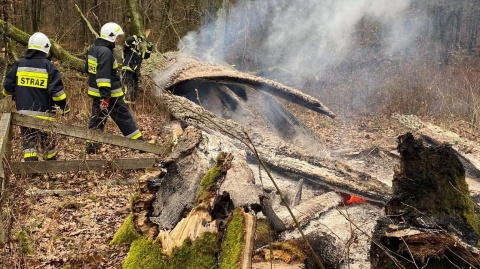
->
[[0, 112, 12, 245], [0, 112, 12, 203]]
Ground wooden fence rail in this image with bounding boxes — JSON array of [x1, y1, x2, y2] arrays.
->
[[0, 96, 167, 244], [0, 98, 166, 177]]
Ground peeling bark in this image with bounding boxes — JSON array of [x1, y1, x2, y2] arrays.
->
[[151, 52, 335, 118], [161, 92, 392, 204], [149, 127, 207, 230]]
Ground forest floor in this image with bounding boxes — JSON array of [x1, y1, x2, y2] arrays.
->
[[1, 87, 479, 268]]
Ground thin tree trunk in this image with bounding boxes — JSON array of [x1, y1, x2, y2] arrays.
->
[[126, 0, 145, 35], [31, 0, 42, 32]]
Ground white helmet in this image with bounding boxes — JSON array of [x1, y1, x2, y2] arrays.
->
[[28, 32, 51, 54], [100, 22, 124, 42]]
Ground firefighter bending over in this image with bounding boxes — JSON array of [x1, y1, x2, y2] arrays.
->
[[121, 34, 153, 103], [3, 32, 71, 161], [85, 22, 143, 154]]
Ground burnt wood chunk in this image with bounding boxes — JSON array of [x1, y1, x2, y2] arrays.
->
[[370, 132, 480, 269]]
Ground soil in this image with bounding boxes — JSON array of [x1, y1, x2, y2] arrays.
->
[[1, 90, 479, 268], [0, 102, 166, 268]]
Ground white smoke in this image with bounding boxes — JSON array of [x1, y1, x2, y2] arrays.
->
[[180, 0, 417, 80]]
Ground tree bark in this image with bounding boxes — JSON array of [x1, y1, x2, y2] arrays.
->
[[126, 0, 145, 35], [74, 4, 98, 39]]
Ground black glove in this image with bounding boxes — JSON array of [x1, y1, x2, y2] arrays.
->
[[147, 42, 154, 50], [137, 35, 145, 42]]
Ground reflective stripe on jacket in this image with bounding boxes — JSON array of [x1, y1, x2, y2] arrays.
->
[[86, 39, 123, 98], [121, 35, 151, 76], [3, 50, 69, 114]]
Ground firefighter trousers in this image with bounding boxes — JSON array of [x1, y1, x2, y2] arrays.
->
[[21, 127, 57, 161], [122, 70, 140, 102], [88, 97, 143, 140]]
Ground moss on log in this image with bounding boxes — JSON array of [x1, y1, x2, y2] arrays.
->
[[110, 213, 142, 245], [370, 132, 480, 269], [167, 233, 219, 268], [219, 208, 245, 269], [122, 237, 164, 269], [195, 152, 232, 207], [0, 19, 84, 71], [253, 219, 272, 250], [122, 233, 219, 269], [389, 132, 479, 237]]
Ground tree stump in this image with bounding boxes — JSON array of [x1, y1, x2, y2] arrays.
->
[[370, 132, 480, 269]]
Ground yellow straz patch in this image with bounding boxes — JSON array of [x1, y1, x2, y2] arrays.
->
[[18, 76, 48, 89], [88, 59, 97, 74]]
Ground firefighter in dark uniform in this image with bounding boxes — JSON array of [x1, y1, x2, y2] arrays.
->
[[85, 22, 143, 154], [121, 34, 153, 103], [3, 32, 70, 161]]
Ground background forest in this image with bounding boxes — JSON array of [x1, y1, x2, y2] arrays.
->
[[1, 0, 480, 268], [1, 0, 480, 126]]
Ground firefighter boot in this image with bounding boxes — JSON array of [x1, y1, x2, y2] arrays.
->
[[24, 156, 39, 162], [24, 151, 39, 162], [86, 142, 100, 154], [44, 152, 58, 161], [24, 147, 39, 162]]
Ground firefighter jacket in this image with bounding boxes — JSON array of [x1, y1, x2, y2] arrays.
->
[[121, 35, 152, 76], [3, 50, 70, 120], [86, 38, 123, 98]]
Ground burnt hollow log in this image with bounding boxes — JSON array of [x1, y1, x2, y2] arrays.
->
[[160, 92, 392, 204], [151, 52, 335, 119], [124, 52, 399, 268], [370, 132, 480, 269], [120, 113, 396, 269], [149, 52, 336, 159], [147, 52, 392, 204]]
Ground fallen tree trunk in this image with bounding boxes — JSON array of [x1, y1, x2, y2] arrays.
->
[[120, 50, 395, 268], [146, 53, 391, 203], [149, 52, 335, 119], [0, 19, 84, 71], [161, 92, 392, 204]]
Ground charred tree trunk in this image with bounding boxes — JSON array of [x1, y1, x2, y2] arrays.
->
[[370, 132, 480, 269]]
